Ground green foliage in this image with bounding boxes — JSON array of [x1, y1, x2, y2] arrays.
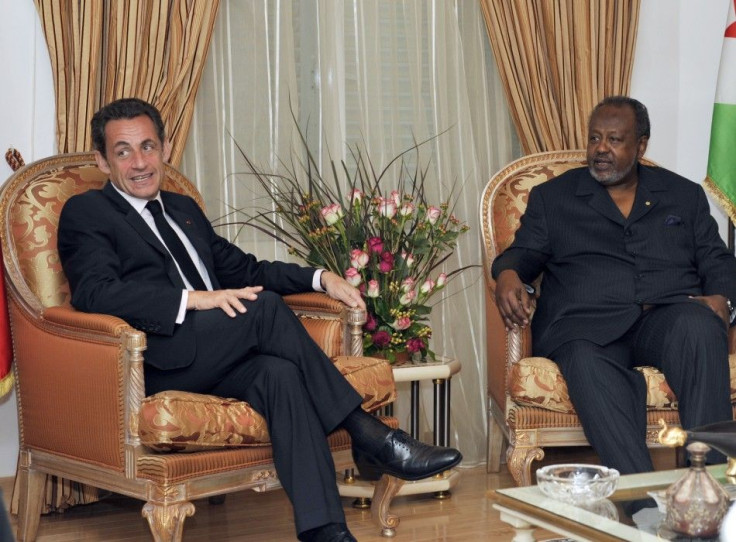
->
[[225, 127, 471, 362]]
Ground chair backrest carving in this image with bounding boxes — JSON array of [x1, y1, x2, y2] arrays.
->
[[0, 152, 202, 311], [481, 151, 657, 278]]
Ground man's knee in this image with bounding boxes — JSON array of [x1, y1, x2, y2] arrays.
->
[[666, 303, 727, 342], [551, 340, 602, 376]]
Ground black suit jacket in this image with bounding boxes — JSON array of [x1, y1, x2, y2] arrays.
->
[[58, 182, 316, 370], [492, 164, 736, 357]]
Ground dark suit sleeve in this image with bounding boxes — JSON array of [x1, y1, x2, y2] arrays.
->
[[491, 185, 551, 283], [59, 193, 184, 336], [170, 196, 317, 293], [691, 185, 736, 303]]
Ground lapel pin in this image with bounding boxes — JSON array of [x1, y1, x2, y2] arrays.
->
[[645, 201, 651, 206]]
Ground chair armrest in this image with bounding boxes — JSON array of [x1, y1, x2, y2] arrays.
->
[[12, 303, 145, 470], [283, 292, 367, 356]]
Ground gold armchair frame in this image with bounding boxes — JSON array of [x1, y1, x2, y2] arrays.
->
[[2, 152, 404, 541], [480, 150, 736, 486]]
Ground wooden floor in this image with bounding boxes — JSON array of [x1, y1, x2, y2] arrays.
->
[[1, 447, 677, 541]]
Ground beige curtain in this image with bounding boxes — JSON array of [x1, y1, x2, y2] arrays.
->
[[479, 0, 640, 153], [34, 0, 220, 165], [15, 0, 220, 514]]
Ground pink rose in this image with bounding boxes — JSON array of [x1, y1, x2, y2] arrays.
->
[[372, 330, 392, 348], [321, 203, 344, 225], [350, 248, 369, 269], [401, 278, 415, 292], [399, 202, 415, 217], [420, 279, 435, 295], [366, 279, 380, 298], [426, 205, 442, 225], [391, 316, 412, 331], [344, 267, 362, 287], [399, 289, 416, 305], [367, 236, 384, 254], [402, 251, 415, 268], [349, 188, 363, 205], [436, 272, 447, 288], [389, 190, 401, 206], [378, 197, 397, 219]]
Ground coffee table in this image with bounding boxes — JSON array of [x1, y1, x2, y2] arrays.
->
[[490, 464, 731, 541]]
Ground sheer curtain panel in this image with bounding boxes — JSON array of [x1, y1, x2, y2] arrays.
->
[[182, 0, 519, 466]]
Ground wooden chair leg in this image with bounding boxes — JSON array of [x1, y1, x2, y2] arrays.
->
[[370, 474, 405, 538], [14, 458, 44, 542], [506, 440, 544, 486], [142, 487, 196, 542], [487, 415, 505, 473]]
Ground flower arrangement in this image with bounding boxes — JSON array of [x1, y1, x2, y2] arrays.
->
[[228, 132, 471, 362]]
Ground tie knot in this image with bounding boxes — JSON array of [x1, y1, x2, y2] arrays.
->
[[146, 200, 163, 215]]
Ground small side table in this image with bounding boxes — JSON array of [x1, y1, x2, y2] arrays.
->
[[337, 356, 462, 501]]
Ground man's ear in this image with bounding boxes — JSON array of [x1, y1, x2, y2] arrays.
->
[[637, 136, 649, 160], [163, 140, 172, 163], [94, 150, 111, 175]]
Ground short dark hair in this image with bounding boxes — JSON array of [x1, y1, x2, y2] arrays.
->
[[591, 95, 651, 140], [90, 98, 166, 157]]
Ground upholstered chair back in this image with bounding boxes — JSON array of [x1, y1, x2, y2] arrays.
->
[[1, 152, 201, 312]]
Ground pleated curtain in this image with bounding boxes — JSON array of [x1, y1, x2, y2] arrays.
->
[[34, 0, 220, 164], [479, 0, 641, 153]]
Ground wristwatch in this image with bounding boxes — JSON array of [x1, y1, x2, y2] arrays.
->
[[728, 298, 736, 324]]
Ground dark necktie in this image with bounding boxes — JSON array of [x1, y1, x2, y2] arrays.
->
[[145, 200, 207, 290]]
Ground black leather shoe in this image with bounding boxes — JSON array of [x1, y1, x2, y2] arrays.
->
[[298, 522, 357, 542], [352, 428, 462, 481]]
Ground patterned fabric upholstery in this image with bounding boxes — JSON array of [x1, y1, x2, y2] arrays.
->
[[139, 355, 396, 452], [491, 160, 586, 254], [510, 354, 736, 414]]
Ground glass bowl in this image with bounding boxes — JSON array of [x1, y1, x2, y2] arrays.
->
[[536, 464, 620, 505]]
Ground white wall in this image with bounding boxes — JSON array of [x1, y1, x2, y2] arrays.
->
[[0, 0, 731, 477], [0, 1, 55, 477], [631, 0, 732, 230]]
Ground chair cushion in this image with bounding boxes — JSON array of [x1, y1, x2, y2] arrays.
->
[[509, 355, 736, 414], [139, 355, 396, 452]]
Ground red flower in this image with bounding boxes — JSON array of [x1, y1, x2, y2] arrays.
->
[[379, 251, 394, 273], [365, 312, 378, 332], [367, 236, 384, 254], [372, 330, 391, 348], [406, 337, 425, 353]]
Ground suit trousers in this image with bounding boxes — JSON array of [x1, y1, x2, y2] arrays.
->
[[144, 291, 364, 534], [550, 302, 732, 475]]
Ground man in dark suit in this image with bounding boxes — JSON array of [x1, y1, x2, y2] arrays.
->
[[58, 98, 461, 542], [492, 96, 736, 475]]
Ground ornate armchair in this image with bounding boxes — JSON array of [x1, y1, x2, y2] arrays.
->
[[2, 152, 404, 541], [480, 150, 736, 486]]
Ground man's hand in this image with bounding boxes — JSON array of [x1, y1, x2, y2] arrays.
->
[[188, 286, 264, 317], [321, 271, 366, 310], [494, 269, 534, 330], [689, 294, 729, 328]]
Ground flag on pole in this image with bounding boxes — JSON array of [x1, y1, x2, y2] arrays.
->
[[704, 0, 736, 224]]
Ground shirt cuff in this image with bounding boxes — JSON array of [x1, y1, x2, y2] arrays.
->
[[176, 290, 189, 323], [313, 269, 325, 292]]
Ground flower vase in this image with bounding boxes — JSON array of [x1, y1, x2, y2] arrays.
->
[[665, 441, 730, 538]]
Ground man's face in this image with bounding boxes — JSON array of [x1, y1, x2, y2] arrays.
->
[[94, 115, 171, 200], [586, 104, 648, 187]]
